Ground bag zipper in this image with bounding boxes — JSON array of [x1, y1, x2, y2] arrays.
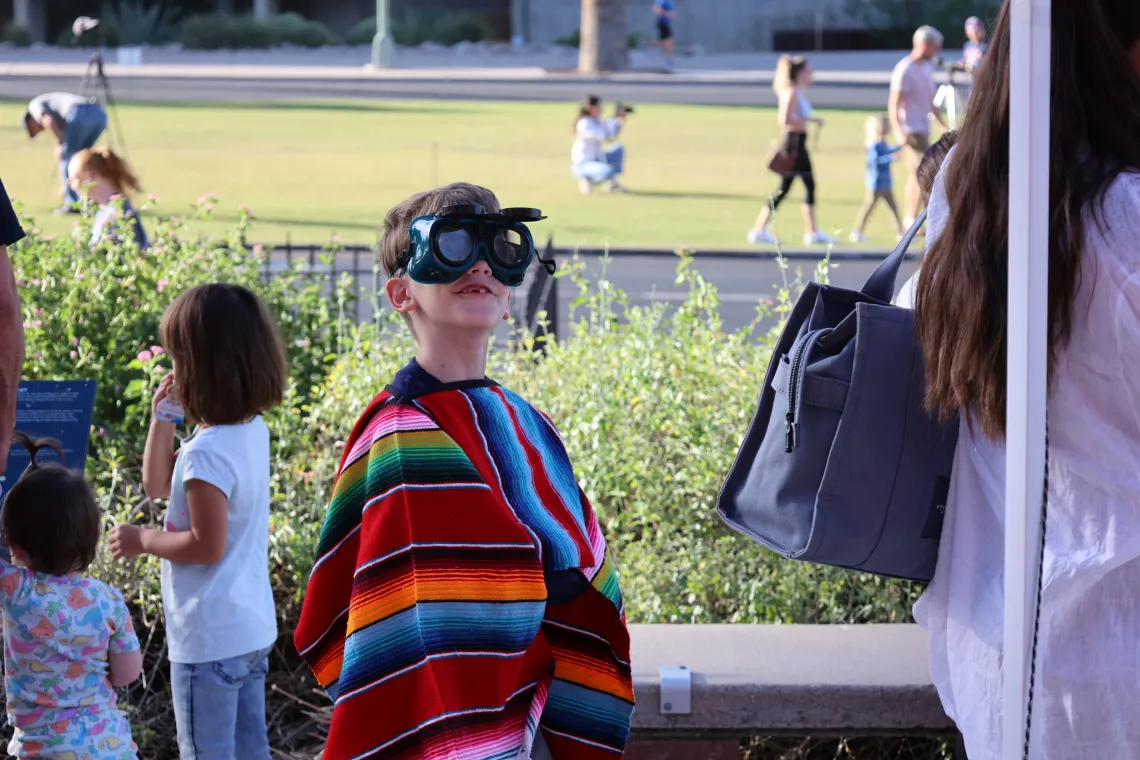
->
[[786, 330, 821, 452]]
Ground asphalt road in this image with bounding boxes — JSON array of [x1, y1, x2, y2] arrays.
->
[[0, 74, 888, 109], [269, 250, 921, 335]]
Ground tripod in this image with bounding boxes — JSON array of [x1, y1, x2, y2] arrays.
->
[[933, 66, 967, 130], [78, 52, 127, 156]]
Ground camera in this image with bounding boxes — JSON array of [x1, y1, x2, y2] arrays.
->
[[615, 102, 635, 117]]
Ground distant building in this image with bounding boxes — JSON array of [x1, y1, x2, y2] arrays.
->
[[10, 0, 856, 54]]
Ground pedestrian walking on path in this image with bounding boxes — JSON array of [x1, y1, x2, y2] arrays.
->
[[889, 27, 947, 228], [748, 55, 835, 247], [22, 92, 107, 214], [651, 0, 676, 69]]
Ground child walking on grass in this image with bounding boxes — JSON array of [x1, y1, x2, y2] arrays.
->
[[850, 114, 905, 243], [294, 183, 635, 760], [0, 433, 142, 759], [67, 147, 149, 250], [110, 283, 287, 760]]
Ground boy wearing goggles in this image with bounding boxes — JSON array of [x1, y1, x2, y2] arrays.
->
[[294, 183, 634, 760]]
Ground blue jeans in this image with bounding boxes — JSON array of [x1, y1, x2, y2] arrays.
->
[[60, 102, 107, 205], [170, 646, 272, 760], [575, 144, 625, 184]]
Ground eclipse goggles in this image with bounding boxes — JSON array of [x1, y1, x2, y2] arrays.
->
[[396, 205, 554, 287]]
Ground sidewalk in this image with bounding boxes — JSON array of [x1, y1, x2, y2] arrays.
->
[[0, 44, 962, 85]]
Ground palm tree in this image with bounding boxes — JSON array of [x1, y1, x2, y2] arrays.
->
[[579, 0, 629, 73]]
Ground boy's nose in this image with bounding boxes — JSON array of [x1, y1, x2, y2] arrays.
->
[[467, 257, 493, 276]]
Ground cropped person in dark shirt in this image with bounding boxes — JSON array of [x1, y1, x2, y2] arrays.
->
[[0, 180, 26, 474]]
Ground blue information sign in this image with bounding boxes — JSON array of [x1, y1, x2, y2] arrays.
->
[[2, 380, 98, 496]]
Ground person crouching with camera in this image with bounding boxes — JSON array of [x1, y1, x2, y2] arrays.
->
[[571, 95, 632, 194]]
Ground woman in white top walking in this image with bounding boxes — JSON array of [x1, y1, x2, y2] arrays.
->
[[913, 1, 1140, 758], [571, 95, 627, 194], [748, 55, 834, 247]]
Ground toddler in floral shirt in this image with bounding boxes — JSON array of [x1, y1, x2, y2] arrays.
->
[[0, 433, 141, 759]]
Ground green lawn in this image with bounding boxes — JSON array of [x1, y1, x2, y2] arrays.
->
[[1, 99, 911, 249]]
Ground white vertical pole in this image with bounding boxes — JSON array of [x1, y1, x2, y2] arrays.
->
[[1003, 0, 1051, 758], [372, 0, 395, 68], [253, 0, 272, 21]]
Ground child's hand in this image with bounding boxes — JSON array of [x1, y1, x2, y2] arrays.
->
[[152, 372, 175, 418], [109, 525, 145, 560]]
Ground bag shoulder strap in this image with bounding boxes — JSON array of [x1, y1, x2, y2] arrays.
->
[[861, 209, 928, 302]]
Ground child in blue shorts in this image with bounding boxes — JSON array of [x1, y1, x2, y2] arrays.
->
[[850, 113, 905, 243]]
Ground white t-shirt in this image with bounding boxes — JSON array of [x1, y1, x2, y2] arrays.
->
[[890, 56, 937, 136], [161, 418, 277, 664], [913, 162, 1140, 758], [571, 116, 622, 167]]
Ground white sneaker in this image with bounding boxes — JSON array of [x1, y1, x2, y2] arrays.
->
[[747, 228, 778, 245], [849, 232, 869, 243], [805, 231, 836, 246], [578, 178, 594, 195]]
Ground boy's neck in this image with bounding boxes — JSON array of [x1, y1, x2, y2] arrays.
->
[[415, 335, 490, 383]]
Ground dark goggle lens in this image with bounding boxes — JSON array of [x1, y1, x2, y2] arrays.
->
[[436, 226, 474, 265], [493, 229, 530, 267]]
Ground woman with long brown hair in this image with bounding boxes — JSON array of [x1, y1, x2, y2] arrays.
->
[[912, 1, 1140, 757]]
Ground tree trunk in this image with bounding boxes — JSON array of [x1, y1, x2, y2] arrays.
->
[[579, 0, 628, 74]]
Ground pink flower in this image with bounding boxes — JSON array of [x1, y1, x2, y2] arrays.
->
[[69, 350, 78, 359], [148, 193, 159, 202], [157, 279, 168, 294], [204, 203, 215, 213], [331, 234, 342, 243], [70, 337, 79, 346], [240, 205, 253, 216], [137, 349, 153, 363], [150, 345, 164, 355], [197, 193, 216, 205], [252, 244, 265, 256], [97, 428, 106, 438]]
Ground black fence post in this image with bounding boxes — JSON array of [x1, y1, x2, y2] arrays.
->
[[511, 236, 558, 351]]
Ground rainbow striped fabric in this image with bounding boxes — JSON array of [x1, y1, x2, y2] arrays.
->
[[295, 382, 635, 760]]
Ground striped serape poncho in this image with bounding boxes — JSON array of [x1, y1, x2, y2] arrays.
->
[[294, 375, 635, 760]]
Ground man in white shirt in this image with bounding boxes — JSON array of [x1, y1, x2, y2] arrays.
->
[[889, 26, 948, 227]]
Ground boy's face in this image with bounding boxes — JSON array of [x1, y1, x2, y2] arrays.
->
[[387, 257, 511, 338]]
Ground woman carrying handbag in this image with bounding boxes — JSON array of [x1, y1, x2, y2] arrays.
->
[[748, 55, 834, 247]]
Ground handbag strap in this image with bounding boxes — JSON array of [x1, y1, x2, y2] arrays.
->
[[860, 209, 928, 302], [1023, 417, 1049, 759]]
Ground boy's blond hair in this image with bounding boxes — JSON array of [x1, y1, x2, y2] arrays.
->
[[865, 114, 889, 148], [378, 183, 501, 277]]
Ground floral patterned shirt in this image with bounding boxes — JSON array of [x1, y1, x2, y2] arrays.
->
[[0, 563, 139, 759]]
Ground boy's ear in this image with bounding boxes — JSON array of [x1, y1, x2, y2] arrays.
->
[[503, 290, 511, 320], [386, 276, 416, 314]]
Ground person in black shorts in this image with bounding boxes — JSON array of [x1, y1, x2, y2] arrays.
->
[[0, 180, 26, 475], [651, 0, 675, 68]]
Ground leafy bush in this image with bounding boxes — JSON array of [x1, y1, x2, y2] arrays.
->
[[431, 12, 492, 46], [102, 0, 181, 46], [345, 16, 376, 46], [179, 13, 278, 50], [271, 11, 339, 48], [1, 23, 33, 47], [554, 28, 581, 48], [7, 210, 920, 753], [845, 0, 1000, 45]]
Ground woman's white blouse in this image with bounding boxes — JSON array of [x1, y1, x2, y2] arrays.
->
[[571, 116, 621, 166], [914, 165, 1140, 759]]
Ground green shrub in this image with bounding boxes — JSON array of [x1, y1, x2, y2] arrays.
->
[[2, 23, 33, 47], [8, 210, 920, 752], [431, 12, 491, 45], [390, 8, 435, 46], [554, 28, 581, 48], [271, 11, 339, 48], [179, 13, 279, 50], [102, 0, 181, 46], [345, 16, 376, 46]]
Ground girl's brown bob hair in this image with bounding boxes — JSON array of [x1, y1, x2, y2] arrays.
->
[[160, 283, 287, 426]]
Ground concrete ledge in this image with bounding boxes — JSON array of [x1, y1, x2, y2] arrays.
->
[[629, 624, 953, 735]]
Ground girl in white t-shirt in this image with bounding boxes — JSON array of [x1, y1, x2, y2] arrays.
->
[[110, 283, 287, 760]]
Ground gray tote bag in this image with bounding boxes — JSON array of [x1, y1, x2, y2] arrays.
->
[[717, 213, 958, 582]]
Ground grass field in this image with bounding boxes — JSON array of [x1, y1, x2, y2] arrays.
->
[[1, 99, 915, 249]]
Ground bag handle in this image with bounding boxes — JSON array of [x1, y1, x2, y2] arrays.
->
[[860, 209, 928, 303]]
